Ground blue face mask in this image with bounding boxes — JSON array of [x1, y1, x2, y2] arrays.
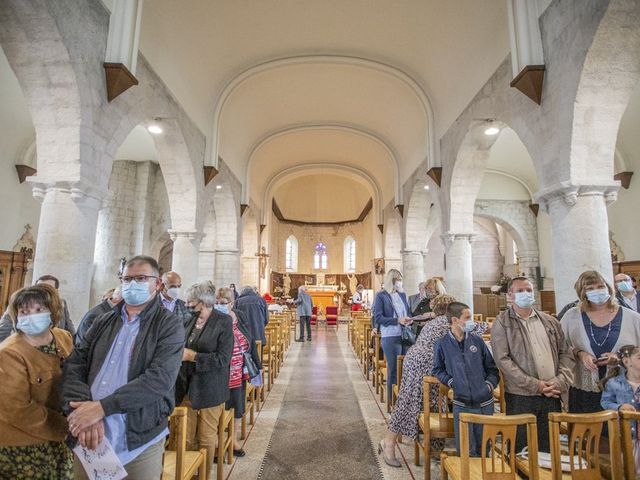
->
[[17, 312, 52, 336], [463, 319, 475, 333], [514, 291, 536, 309], [214, 304, 229, 315], [617, 280, 634, 293], [122, 280, 153, 306], [586, 288, 610, 305]]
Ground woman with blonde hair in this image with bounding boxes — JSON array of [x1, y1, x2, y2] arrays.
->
[[378, 294, 457, 467], [0, 284, 74, 478], [373, 269, 413, 409], [561, 270, 640, 413]]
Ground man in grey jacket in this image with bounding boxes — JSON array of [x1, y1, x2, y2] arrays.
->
[[490, 276, 574, 453], [294, 285, 313, 342]]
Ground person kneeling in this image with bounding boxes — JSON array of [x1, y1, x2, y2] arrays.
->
[[433, 302, 498, 456]]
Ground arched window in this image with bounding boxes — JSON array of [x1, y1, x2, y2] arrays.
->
[[285, 235, 298, 272], [344, 236, 356, 272], [313, 242, 328, 270]]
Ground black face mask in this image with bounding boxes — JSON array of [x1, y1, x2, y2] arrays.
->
[[187, 306, 201, 318]]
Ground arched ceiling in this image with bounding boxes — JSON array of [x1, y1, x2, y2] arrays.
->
[[274, 174, 370, 223]]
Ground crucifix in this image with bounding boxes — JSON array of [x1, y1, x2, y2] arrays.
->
[[256, 246, 270, 279]]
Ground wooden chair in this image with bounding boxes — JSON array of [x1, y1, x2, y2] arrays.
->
[[620, 410, 640, 480], [492, 372, 506, 413], [162, 407, 208, 480], [391, 354, 405, 410], [373, 333, 387, 403], [262, 331, 274, 392], [473, 313, 483, 323], [415, 376, 455, 480], [241, 382, 256, 440], [441, 413, 539, 480], [516, 411, 623, 480], [216, 408, 235, 480], [364, 325, 375, 381], [253, 340, 265, 407]]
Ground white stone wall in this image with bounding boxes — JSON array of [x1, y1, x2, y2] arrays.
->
[[271, 217, 373, 277], [91, 160, 170, 306]]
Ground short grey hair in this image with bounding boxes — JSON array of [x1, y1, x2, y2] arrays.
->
[[240, 285, 255, 295], [185, 281, 216, 307]]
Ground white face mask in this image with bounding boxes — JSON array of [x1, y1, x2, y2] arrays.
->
[[394, 280, 403, 293], [166, 287, 180, 300]]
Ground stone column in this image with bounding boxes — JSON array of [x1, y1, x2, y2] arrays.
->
[[537, 185, 618, 311], [169, 230, 202, 288], [214, 249, 240, 288], [443, 233, 475, 308], [401, 250, 425, 295], [31, 180, 107, 324]]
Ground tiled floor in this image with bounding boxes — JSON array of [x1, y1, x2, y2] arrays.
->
[[226, 324, 439, 480]]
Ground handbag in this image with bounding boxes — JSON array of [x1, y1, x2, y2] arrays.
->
[[243, 351, 260, 379], [400, 325, 416, 346]]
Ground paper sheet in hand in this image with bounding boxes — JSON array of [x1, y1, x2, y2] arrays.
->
[[73, 437, 127, 480]]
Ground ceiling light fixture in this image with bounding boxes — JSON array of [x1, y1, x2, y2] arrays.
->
[[423, 185, 430, 190], [216, 185, 222, 190], [484, 126, 500, 136], [147, 124, 163, 134]]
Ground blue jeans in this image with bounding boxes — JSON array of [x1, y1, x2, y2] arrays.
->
[[380, 336, 407, 405], [453, 402, 494, 456]]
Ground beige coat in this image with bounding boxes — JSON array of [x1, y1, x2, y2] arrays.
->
[[0, 328, 73, 446], [490, 307, 574, 397]]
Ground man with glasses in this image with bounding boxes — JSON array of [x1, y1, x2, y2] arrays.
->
[[62, 255, 185, 480], [615, 273, 639, 312], [160, 271, 191, 326]]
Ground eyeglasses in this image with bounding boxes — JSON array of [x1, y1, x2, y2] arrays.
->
[[120, 275, 158, 283]]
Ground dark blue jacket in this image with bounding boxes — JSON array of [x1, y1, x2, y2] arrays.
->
[[433, 331, 499, 408], [373, 290, 410, 328], [234, 290, 269, 344]]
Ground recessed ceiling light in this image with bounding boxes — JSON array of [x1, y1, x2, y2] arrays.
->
[[423, 185, 430, 190], [216, 185, 222, 190], [147, 125, 163, 134], [484, 126, 500, 136]]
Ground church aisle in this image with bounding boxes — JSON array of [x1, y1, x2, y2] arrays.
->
[[256, 327, 383, 480]]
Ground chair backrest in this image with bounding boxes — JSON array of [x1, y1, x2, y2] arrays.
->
[[549, 411, 623, 480], [620, 410, 640, 480], [473, 313, 483, 323], [374, 333, 384, 364], [168, 406, 188, 480], [396, 355, 405, 388], [423, 376, 454, 432], [460, 412, 539, 480], [326, 306, 338, 315]]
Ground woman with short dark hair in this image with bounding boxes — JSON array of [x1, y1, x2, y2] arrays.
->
[[0, 284, 74, 478]]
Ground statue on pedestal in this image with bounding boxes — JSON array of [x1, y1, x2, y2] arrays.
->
[[346, 273, 357, 295], [283, 273, 291, 295]]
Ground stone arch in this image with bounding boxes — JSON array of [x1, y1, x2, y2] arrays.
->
[[383, 210, 402, 274], [198, 201, 216, 282], [570, 0, 640, 184], [212, 181, 240, 287], [474, 200, 540, 279], [240, 209, 260, 287]]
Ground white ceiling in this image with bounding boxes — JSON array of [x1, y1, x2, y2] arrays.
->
[[114, 125, 157, 162], [274, 174, 370, 223]]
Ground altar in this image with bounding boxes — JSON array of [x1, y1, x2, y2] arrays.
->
[[307, 285, 338, 313]]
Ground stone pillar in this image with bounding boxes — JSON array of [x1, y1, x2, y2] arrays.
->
[[214, 249, 240, 289], [169, 230, 202, 289], [537, 185, 618, 311], [31, 181, 106, 324], [402, 250, 425, 295], [241, 255, 260, 290], [443, 233, 475, 308]]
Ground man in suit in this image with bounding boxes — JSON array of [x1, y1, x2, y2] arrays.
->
[[160, 271, 192, 326], [294, 285, 313, 342], [615, 273, 639, 312], [408, 282, 425, 315]]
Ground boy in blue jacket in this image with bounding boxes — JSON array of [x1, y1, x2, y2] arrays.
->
[[433, 302, 499, 456]]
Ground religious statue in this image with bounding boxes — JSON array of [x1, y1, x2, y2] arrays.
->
[[346, 272, 357, 295], [256, 246, 270, 278], [282, 273, 291, 295], [610, 231, 625, 262], [12, 224, 35, 258]]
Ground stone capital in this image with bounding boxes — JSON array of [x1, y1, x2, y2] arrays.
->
[[400, 249, 424, 257], [441, 232, 475, 249], [29, 178, 110, 209], [168, 230, 204, 242], [534, 181, 619, 212]]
